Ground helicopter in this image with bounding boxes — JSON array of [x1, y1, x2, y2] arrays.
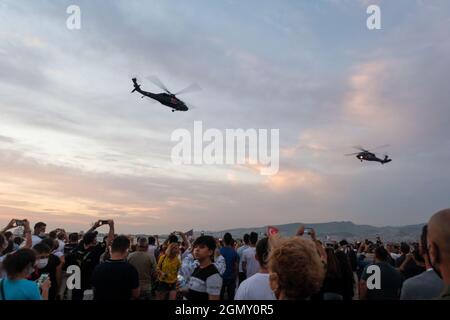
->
[[345, 145, 392, 164], [131, 76, 200, 112]]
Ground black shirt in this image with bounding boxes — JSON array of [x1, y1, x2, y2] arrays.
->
[[64, 242, 106, 290], [91, 259, 139, 300], [395, 255, 425, 280], [186, 264, 222, 301]]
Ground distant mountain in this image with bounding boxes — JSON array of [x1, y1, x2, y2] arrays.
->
[[198, 221, 425, 242]]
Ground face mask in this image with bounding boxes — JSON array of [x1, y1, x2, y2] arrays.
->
[[36, 258, 49, 269], [38, 232, 46, 238]]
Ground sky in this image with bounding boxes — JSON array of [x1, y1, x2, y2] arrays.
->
[[0, 0, 449, 234]]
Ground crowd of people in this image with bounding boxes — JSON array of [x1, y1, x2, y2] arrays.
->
[[0, 209, 449, 301]]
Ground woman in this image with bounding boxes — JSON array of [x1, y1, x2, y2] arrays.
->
[[316, 248, 345, 300], [268, 237, 325, 300], [156, 243, 181, 300], [0, 248, 51, 300]]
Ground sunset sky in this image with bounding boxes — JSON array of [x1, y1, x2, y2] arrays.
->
[[1, 0, 449, 234]]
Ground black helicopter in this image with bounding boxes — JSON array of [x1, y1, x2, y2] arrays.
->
[[345, 145, 392, 164], [131, 76, 200, 112]]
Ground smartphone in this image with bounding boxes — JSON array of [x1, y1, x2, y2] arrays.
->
[[36, 273, 49, 287], [100, 220, 109, 225], [15, 220, 25, 227], [304, 228, 313, 234]]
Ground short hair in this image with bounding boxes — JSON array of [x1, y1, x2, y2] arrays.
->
[[148, 236, 156, 245], [138, 237, 148, 247], [34, 222, 46, 230], [243, 234, 250, 245], [268, 237, 325, 300], [33, 242, 51, 255], [223, 233, 233, 246], [48, 231, 57, 239], [250, 232, 258, 245], [255, 237, 269, 266], [13, 236, 23, 246], [41, 238, 58, 251], [69, 233, 79, 243], [168, 234, 179, 244], [193, 235, 216, 252], [400, 242, 410, 255], [111, 235, 130, 253], [3, 248, 36, 278], [375, 246, 389, 261], [82, 232, 98, 246]]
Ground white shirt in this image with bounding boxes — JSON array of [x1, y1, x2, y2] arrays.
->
[[235, 273, 276, 300], [147, 245, 157, 257], [31, 235, 43, 247], [237, 245, 249, 273], [242, 247, 259, 278]]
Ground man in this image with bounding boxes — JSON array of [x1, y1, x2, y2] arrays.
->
[[185, 235, 222, 300], [219, 233, 238, 300], [395, 242, 424, 279], [427, 208, 450, 300], [31, 222, 47, 247], [63, 233, 80, 255], [31, 242, 62, 300], [92, 235, 140, 300], [360, 246, 403, 300], [400, 225, 444, 300], [147, 236, 159, 260], [128, 237, 156, 300], [237, 234, 250, 284], [235, 237, 275, 300], [242, 232, 259, 279], [64, 220, 114, 300]]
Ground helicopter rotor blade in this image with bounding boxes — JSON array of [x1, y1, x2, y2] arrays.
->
[[352, 146, 367, 152], [146, 75, 172, 94], [345, 152, 360, 156], [174, 83, 202, 96]]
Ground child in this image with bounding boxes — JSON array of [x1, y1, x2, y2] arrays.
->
[[186, 235, 222, 300]]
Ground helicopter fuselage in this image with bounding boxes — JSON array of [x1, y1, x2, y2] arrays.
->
[[356, 151, 391, 164], [132, 79, 188, 111]]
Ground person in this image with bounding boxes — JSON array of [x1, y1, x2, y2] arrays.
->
[[242, 232, 259, 279], [1, 219, 32, 263], [219, 233, 238, 300], [268, 236, 325, 300], [0, 248, 51, 300], [127, 237, 156, 300], [316, 248, 345, 300], [156, 242, 181, 300], [147, 236, 159, 260], [64, 220, 114, 300], [395, 242, 425, 280], [63, 233, 79, 255], [335, 249, 355, 300], [31, 222, 47, 247], [427, 208, 450, 300], [360, 246, 403, 300], [237, 234, 250, 285], [235, 237, 275, 300], [185, 235, 222, 300], [91, 235, 139, 300], [400, 225, 444, 300], [30, 241, 62, 300]]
